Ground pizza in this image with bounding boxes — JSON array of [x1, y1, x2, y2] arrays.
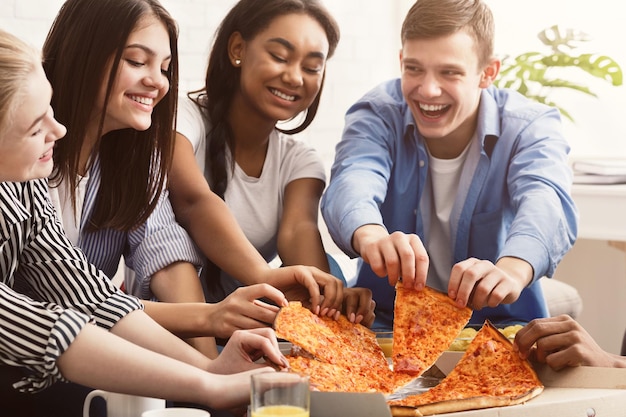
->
[[273, 292, 544, 416], [392, 285, 472, 377], [388, 320, 544, 416], [274, 301, 395, 393]]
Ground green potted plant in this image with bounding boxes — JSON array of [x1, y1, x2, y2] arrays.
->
[[494, 25, 623, 122]]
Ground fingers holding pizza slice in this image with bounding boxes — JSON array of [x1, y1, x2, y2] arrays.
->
[[392, 285, 473, 377], [389, 320, 544, 416]]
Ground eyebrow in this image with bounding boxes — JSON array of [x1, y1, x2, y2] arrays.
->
[[26, 112, 46, 132], [267, 37, 326, 60], [125, 44, 172, 61]]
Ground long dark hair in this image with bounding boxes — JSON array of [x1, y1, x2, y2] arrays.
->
[[193, 0, 339, 199], [44, 0, 179, 231]]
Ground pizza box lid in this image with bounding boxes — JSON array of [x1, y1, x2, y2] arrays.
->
[[311, 391, 392, 417]]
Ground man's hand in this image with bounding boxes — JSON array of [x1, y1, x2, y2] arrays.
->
[[514, 315, 622, 370], [352, 225, 428, 289], [447, 256, 532, 309]]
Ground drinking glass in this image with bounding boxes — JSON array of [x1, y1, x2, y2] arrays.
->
[[250, 373, 310, 417]]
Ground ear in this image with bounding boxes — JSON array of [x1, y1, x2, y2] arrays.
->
[[398, 48, 404, 71], [479, 58, 501, 88], [228, 32, 245, 67]]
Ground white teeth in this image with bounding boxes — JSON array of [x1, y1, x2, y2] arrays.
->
[[419, 103, 447, 111], [271, 89, 296, 101], [129, 95, 154, 106]]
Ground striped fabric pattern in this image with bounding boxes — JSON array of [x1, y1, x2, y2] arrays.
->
[[0, 179, 142, 392]]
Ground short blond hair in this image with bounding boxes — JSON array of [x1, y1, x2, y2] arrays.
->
[[401, 0, 495, 68], [0, 29, 41, 138]]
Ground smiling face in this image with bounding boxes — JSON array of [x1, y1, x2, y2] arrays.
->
[[0, 65, 66, 182], [400, 29, 499, 158], [231, 12, 329, 124], [97, 15, 171, 135]]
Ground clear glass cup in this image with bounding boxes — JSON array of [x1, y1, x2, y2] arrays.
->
[[250, 373, 310, 417]]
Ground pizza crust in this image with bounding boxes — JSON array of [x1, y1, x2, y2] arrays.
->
[[390, 386, 544, 416]]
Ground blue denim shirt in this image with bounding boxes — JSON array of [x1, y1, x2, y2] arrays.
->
[[321, 79, 578, 328]]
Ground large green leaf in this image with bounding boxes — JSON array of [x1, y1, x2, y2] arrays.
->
[[493, 25, 623, 123]]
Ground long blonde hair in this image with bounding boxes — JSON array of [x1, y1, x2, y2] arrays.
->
[[0, 29, 41, 138]]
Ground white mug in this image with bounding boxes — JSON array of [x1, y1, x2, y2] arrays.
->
[[142, 408, 210, 417], [82, 389, 165, 417]]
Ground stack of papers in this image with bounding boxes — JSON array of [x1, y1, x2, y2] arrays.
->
[[571, 158, 626, 184]]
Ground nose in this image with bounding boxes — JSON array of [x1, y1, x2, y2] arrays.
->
[[143, 66, 169, 91], [419, 72, 441, 98], [49, 119, 67, 143], [281, 63, 303, 87], [45, 107, 66, 143]]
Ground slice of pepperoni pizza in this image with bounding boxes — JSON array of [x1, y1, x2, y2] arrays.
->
[[392, 285, 472, 378], [274, 301, 394, 392], [388, 320, 544, 416]]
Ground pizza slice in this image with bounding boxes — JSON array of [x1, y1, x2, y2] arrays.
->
[[274, 301, 388, 368], [388, 320, 544, 416], [287, 355, 395, 393], [392, 285, 472, 377], [274, 301, 393, 392]]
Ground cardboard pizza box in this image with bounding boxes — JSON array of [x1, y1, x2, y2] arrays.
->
[[429, 351, 626, 417]]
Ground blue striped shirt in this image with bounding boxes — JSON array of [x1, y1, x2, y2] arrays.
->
[[54, 157, 203, 299]]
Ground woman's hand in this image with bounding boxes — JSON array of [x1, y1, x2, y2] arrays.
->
[[342, 287, 376, 327], [209, 284, 287, 338], [208, 328, 288, 375], [261, 266, 344, 319]]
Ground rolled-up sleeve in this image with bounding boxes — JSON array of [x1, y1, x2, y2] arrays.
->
[[125, 187, 203, 299]]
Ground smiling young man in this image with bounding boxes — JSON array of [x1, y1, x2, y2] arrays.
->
[[321, 0, 578, 330]]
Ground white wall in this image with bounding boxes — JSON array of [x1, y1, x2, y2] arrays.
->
[[0, 0, 409, 167]]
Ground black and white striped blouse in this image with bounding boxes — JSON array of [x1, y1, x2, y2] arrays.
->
[[0, 179, 142, 393]]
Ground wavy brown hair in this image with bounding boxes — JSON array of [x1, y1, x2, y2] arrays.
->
[[43, 0, 179, 231]]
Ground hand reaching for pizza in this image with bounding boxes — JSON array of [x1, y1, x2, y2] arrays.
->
[[208, 327, 289, 375], [447, 256, 533, 309], [514, 315, 624, 370], [342, 287, 376, 326], [262, 265, 344, 318], [352, 225, 429, 289], [208, 284, 286, 338]]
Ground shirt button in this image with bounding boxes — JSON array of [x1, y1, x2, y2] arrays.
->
[[419, 160, 425, 167]]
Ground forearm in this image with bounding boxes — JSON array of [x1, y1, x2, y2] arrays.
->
[[58, 322, 213, 403], [278, 223, 330, 272], [142, 300, 219, 338], [176, 195, 270, 284], [150, 261, 219, 358]]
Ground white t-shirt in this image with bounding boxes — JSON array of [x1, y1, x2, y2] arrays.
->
[[425, 141, 472, 290], [49, 175, 88, 246], [177, 95, 326, 299]]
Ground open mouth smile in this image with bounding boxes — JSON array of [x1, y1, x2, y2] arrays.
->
[[419, 102, 451, 118], [270, 88, 297, 102]]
